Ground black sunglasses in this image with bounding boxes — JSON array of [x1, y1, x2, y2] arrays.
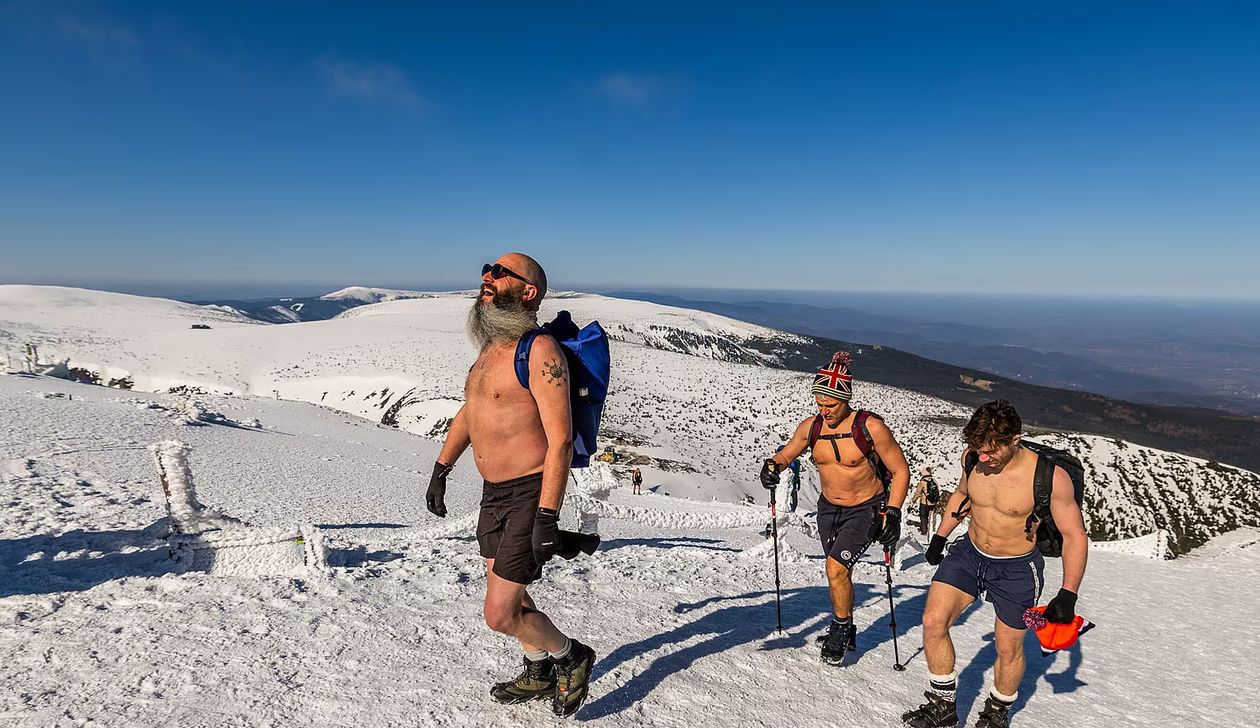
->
[[482, 262, 532, 286]]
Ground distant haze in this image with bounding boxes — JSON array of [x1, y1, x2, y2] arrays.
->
[[610, 287, 1260, 416]]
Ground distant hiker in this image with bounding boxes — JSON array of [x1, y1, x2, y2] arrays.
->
[[903, 400, 1088, 728], [911, 467, 940, 536], [760, 351, 910, 666], [632, 467, 643, 495], [425, 253, 596, 717]]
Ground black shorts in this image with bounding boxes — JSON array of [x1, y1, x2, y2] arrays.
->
[[477, 473, 544, 585], [932, 536, 1045, 630], [816, 492, 886, 569]]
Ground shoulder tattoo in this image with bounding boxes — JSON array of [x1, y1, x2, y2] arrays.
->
[[542, 358, 567, 387]]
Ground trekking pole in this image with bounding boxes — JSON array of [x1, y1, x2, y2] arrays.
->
[[883, 548, 905, 671], [769, 487, 783, 634]]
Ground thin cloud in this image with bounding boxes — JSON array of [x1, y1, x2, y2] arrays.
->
[[594, 72, 668, 107], [48, 11, 144, 74], [55, 14, 139, 48], [317, 57, 425, 108]]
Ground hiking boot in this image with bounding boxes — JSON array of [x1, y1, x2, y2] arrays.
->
[[814, 621, 859, 647], [819, 621, 856, 666], [551, 640, 596, 717], [813, 621, 858, 646], [974, 697, 1011, 728], [902, 691, 959, 728], [489, 656, 555, 704]]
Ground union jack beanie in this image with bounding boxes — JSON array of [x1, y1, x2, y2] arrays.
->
[[812, 351, 854, 402]]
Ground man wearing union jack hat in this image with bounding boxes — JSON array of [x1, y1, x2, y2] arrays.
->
[[760, 351, 911, 667]]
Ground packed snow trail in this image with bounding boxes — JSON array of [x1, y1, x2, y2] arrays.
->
[[2, 375, 1257, 727]]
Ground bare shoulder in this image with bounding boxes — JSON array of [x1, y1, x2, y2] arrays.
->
[[862, 412, 899, 444], [863, 412, 892, 436], [1051, 464, 1076, 496], [526, 331, 565, 359]]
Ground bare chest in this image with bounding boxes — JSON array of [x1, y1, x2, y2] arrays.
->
[[812, 435, 868, 470], [465, 346, 530, 406], [966, 473, 1035, 518]]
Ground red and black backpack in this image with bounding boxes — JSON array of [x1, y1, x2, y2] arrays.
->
[[808, 410, 893, 492]]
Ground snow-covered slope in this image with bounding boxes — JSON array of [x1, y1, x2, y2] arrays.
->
[[2, 285, 1256, 555], [1, 374, 1256, 726]]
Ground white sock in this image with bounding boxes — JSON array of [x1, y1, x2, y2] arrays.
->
[[524, 648, 548, 662], [929, 671, 957, 702], [549, 638, 572, 660], [989, 687, 1017, 706]]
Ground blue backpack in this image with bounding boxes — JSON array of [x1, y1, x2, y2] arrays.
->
[[514, 311, 610, 468]]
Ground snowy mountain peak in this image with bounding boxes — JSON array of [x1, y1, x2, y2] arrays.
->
[[319, 286, 433, 304]]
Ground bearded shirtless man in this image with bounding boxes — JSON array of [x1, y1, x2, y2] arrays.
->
[[903, 400, 1087, 728], [760, 352, 910, 666], [424, 253, 595, 717]]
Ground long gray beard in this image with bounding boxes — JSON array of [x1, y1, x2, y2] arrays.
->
[[467, 294, 539, 350]]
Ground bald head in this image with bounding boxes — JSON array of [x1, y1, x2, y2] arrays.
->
[[500, 252, 548, 311]]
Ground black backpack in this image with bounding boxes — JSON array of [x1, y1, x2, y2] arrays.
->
[[925, 477, 940, 506], [957, 440, 1086, 558]]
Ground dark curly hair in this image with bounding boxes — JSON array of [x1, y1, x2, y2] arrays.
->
[[963, 399, 1022, 450]]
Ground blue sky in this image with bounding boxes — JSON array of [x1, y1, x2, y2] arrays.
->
[[1, 1, 1257, 298]]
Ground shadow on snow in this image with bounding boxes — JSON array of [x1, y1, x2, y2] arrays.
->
[[582, 573, 1086, 721], [600, 536, 741, 554], [0, 526, 177, 598], [0, 525, 403, 597]]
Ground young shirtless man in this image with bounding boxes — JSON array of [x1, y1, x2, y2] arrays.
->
[[424, 253, 595, 717], [903, 400, 1088, 728], [760, 352, 910, 666]]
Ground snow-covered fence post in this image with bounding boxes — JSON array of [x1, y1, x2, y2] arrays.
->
[[567, 462, 617, 535], [151, 440, 327, 576], [151, 440, 202, 534]]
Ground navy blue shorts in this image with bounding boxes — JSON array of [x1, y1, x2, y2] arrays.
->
[[816, 492, 885, 569], [932, 536, 1045, 630]]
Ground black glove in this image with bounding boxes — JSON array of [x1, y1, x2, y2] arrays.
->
[[760, 459, 781, 489], [926, 534, 947, 565], [532, 507, 562, 566], [425, 461, 452, 517], [874, 506, 902, 548], [557, 530, 601, 560], [1044, 588, 1078, 624]]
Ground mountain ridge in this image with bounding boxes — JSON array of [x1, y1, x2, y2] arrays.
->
[[3, 284, 1257, 556]]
